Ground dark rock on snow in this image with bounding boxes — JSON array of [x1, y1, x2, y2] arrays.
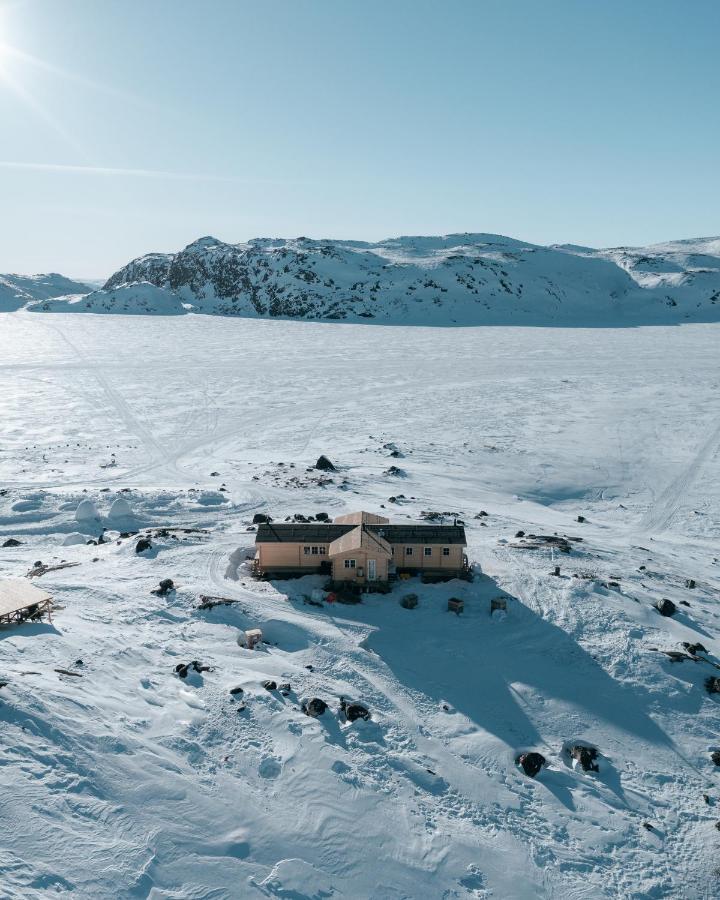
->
[[152, 578, 175, 596], [570, 744, 599, 772], [711, 751, 720, 766], [302, 697, 327, 717], [315, 455, 336, 472], [253, 513, 272, 524], [517, 752, 546, 778], [262, 680, 277, 691], [655, 598, 676, 617], [706, 677, 720, 695], [683, 641, 708, 655], [229, 686, 244, 696], [400, 593, 419, 609], [175, 660, 212, 679], [2, 538, 22, 547], [340, 698, 371, 722], [135, 537, 153, 553]]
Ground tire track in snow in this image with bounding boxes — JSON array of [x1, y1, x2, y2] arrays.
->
[[640, 411, 720, 534]]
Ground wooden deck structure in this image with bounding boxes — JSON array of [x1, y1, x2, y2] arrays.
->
[[0, 579, 53, 626]]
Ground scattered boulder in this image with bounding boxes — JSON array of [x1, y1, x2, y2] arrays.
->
[[175, 660, 213, 679], [302, 697, 327, 717], [151, 578, 175, 596], [229, 686, 244, 696], [384, 466, 405, 477], [315, 512, 329, 521], [400, 593, 418, 610], [389, 449, 403, 458], [517, 752, 546, 778], [685, 579, 696, 589], [577, 515, 586, 523], [655, 598, 676, 617], [315, 455, 336, 472], [706, 677, 720, 695], [683, 642, 708, 656], [515, 530, 525, 538], [135, 537, 153, 554], [569, 744, 599, 772], [711, 751, 720, 766], [340, 698, 370, 722], [2, 538, 21, 547], [252, 513, 272, 524], [262, 680, 277, 691]]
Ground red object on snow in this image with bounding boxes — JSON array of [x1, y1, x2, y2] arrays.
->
[[326, 592, 337, 604]]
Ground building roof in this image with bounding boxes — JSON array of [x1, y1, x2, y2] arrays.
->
[[256, 523, 354, 544], [333, 511, 390, 526], [328, 525, 392, 558], [255, 522, 466, 546], [372, 524, 467, 545], [0, 579, 53, 617]]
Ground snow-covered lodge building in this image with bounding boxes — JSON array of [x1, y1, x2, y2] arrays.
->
[[253, 511, 468, 586]]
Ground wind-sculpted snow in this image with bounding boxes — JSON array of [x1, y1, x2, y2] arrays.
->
[[1, 313, 719, 898], [10, 232, 720, 323]]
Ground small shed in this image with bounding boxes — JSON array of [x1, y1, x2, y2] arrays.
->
[[0, 579, 53, 626]]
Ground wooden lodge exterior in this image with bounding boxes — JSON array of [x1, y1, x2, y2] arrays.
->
[[253, 511, 468, 587]]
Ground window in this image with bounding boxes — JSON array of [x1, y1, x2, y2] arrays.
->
[[442, 547, 450, 556], [344, 559, 356, 569], [303, 546, 311, 555], [405, 547, 413, 556], [319, 546, 326, 555], [424, 547, 432, 557], [311, 546, 319, 555], [390, 546, 394, 556]]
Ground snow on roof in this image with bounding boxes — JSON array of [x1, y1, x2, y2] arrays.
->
[[0, 579, 53, 617]]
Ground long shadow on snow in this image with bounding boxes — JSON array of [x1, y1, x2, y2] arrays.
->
[[363, 576, 678, 758], [0, 621, 59, 643]]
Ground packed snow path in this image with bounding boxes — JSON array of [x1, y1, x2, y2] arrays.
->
[[0, 312, 719, 899]]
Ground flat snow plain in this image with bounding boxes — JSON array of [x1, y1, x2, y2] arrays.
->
[[1, 312, 719, 899]]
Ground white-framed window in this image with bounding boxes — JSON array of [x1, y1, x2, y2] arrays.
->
[[303, 546, 311, 555], [405, 547, 413, 556], [424, 547, 432, 557], [390, 546, 394, 556], [442, 547, 450, 556], [344, 559, 356, 569], [319, 546, 326, 555], [311, 546, 319, 555]]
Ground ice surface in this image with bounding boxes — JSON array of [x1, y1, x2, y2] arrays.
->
[[0, 311, 718, 898]]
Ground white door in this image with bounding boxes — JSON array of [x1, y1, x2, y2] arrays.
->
[[367, 559, 377, 581]]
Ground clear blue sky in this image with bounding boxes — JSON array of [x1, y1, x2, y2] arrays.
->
[[1, 0, 718, 278]]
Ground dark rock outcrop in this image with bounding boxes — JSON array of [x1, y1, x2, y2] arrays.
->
[[517, 752, 546, 778]]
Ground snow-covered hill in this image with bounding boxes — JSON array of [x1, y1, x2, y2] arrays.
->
[[27, 232, 720, 324], [0, 273, 91, 312], [1, 312, 719, 898]]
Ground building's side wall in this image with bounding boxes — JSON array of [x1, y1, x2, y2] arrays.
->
[[257, 542, 330, 572], [331, 550, 389, 583], [389, 542, 464, 571]]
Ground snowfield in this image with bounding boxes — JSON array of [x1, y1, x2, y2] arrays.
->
[[1, 311, 719, 899]]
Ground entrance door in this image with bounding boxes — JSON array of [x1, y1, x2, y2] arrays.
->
[[367, 559, 377, 581]]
